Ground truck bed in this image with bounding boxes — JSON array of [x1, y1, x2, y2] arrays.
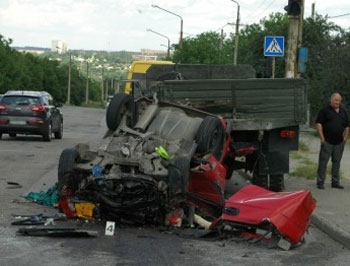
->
[[151, 78, 308, 130]]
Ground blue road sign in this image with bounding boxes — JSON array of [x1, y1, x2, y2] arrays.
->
[[264, 36, 284, 57]]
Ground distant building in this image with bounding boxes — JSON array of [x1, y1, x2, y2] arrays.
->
[[140, 48, 167, 55], [131, 48, 168, 61], [52, 40, 68, 53], [13, 46, 50, 54]]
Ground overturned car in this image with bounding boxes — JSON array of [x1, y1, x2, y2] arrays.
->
[[57, 92, 315, 249]]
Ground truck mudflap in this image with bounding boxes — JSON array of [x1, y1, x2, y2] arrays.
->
[[211, 185, 316, 246]]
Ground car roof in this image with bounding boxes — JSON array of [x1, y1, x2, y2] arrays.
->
[[4, 90, 52, 99]]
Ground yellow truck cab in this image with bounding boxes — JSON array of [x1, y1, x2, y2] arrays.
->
[[125, 60, 174, 94]]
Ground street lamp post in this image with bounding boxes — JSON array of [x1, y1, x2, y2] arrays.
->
[[147, 28, 170, 58], [230, 0, 240, 65], [152, 5, 183, 49]]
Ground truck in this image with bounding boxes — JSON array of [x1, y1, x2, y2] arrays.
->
[[124, 61, 308, 192]]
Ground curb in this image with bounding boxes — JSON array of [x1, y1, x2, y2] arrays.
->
[[311, 213, 350, 250]]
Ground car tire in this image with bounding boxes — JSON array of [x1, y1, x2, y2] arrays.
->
[[9, 133, 16, 138], [54, 120, 63, 139], [43, 123, 52, 141], [57, 148, 81, 197], [195, 116, 225, 160], [106, 93, 135, 131]]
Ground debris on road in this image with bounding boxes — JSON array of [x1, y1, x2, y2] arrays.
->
[[22, 183, 58, 206], [16, 227, 98, 237], [11, 213, 67, 226], [6, 181, 22, 189]]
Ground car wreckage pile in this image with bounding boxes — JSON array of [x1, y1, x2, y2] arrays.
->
[[57, 92, 315, 250]]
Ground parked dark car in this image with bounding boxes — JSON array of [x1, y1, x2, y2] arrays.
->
[[0, 90, 63, 141]]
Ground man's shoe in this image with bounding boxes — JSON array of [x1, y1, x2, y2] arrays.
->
[[317, 184, 325, 189], [331, 184, 344, 189]]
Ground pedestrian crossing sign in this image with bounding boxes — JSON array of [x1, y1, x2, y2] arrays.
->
[[264, 36, 284, 57]]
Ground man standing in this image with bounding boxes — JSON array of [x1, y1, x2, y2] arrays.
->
[[316, 92, 349, 189]]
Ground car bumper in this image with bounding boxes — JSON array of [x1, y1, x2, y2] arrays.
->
[[0, 121, 49, 136]]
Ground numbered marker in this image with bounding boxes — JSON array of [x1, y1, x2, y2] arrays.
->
[[105, 221, 115, 236]]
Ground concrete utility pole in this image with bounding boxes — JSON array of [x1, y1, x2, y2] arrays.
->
[[85, 61, 89, 104], [285, 17, 299, 78], [101, 66, 104, 102], [230, 0, 240, 65], [285, 0, 304, 78]]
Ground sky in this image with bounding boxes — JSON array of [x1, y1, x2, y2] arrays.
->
[[0, 0, 349, 52]]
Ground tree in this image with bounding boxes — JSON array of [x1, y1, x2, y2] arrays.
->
[[302, 15, 349, 120], [172, 32, 227, 64]]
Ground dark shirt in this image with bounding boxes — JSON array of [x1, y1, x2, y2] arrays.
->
[[316, 105, 349, 145]]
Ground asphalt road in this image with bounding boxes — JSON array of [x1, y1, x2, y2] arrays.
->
[[0, 106, 349, 266]]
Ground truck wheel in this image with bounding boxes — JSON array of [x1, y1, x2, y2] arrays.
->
[[106, 93, 135, 131], [269, 174, 285, 192], [252, 172, 268, 189], [252, 173, 284, 192], [195, 116, 225, 160], [57, 148, 81, 197]]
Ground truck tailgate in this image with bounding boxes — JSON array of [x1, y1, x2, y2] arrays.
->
[[152, 78, 308, 130]]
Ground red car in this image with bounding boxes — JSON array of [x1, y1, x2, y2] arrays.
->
[[57, 93, 315, 249]]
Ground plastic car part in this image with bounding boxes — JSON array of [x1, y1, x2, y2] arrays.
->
[[17, 227, 98, 237], [212, 184, 316, 245]]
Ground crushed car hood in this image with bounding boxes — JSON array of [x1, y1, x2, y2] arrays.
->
[[213, 185, 316, 244]]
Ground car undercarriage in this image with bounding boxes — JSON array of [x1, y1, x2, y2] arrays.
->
[[57, 93, 315, 250]]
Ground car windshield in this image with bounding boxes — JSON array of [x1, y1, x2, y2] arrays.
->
[[1, 96, 40, 106]]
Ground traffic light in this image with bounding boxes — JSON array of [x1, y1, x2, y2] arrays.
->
[[284, 0, 301, 16]]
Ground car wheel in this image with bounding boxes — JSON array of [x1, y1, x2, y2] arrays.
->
[[106, 93, 136, 131], [57, 148, 82, 196], [168, 157, 190, 196], [43, 123, 52, 141], [0, 133, 2, 139], [54, 120, 63, 139], [9, 133, 16, 138], [195, 116, 225, 160]]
